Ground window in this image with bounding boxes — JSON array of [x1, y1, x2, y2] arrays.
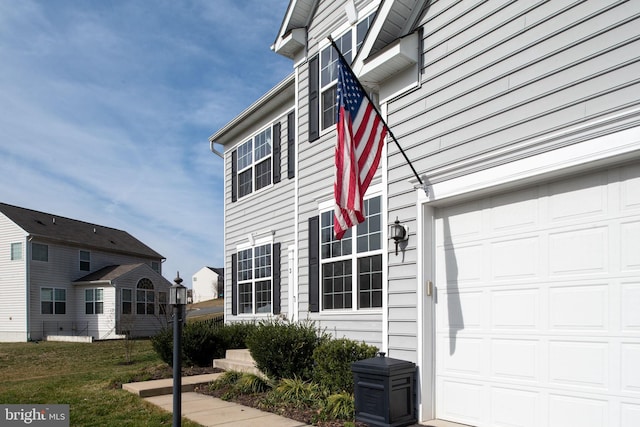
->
[[237, 127, 272, 199], [85, 288, 104, 315], [41, 288, 66, 315], [320, 195, 382, 310], [11, 242, 22, 260], [151, 261, 160, 273], [236, 243, 272, 314], [318, 12, 375, 131], [136, 278, 155, 315], [159, 291, 167, 315], [79, 250, 90, 271], [32, 243, 48, 262], [121, 288, 132, 315]]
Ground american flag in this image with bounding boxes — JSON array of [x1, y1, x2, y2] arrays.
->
[[333, 54, 387, 240]]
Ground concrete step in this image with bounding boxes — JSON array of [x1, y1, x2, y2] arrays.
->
[[123, 373, 221, 397], [213, 349, 262, 376]]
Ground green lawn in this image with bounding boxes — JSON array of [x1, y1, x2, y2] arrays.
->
[[0, 340, 203, 427]]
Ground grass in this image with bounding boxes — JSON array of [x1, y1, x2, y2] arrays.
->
[[0, 340, 203, 427]]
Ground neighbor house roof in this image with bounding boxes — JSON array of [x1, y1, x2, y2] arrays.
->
[[207, 267, 224, 276], [73, 264, 145, 284], [0, 202, 163, 260]]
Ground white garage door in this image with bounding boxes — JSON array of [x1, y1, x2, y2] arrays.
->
[[433, 163, 640, 427]]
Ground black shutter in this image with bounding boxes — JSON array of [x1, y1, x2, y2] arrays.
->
[[272, 242, 281, 314], [231, 253, 238, 315], [287, 111, 295, 179], [231, 149, 238, 202], [308, 216, 320, 312], [273, 122, 281, 184], [308, 55, 320, 142]]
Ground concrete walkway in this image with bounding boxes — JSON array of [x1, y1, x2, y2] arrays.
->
[[124, 374, 311, 427]]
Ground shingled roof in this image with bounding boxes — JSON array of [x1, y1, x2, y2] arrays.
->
[[0, 202, 163, 260]]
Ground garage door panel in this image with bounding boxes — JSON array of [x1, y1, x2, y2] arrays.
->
[[439, 379, 484, 424], [548, 226, 608, 276], [490, 288, 540, 329], [490, 339, 539, 381], [549, 284, 608, 330], [548, 340, 609, 389], [491, 236, 540, 280], [621, 163, 640, 210], [621, 282, 640, 331], [549, 394, 608, 427], [621, 221, 640, 270], [490, 189, 539, 232], [548, 172, 608, 222], [622, 402, 640, 427], [491, 386, 540, 427], [621, 343, 640, 393], [437, 244, 484, 285]]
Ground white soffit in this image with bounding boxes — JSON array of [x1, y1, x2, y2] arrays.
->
[[357, 32, 418, 86]]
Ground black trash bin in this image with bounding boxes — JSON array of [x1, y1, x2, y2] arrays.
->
[[351, 352, 417, 427]]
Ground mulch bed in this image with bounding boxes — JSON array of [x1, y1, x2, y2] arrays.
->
[[197, 381, 367, 427]]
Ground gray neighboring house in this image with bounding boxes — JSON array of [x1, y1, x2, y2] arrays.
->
[[212, 1, 640, 425], [0, 202, 171, 342]]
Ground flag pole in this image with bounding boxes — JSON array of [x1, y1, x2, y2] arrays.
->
[[328, 37, 427, 195]]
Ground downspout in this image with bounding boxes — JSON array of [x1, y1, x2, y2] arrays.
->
[[26, 236, 32, 341]]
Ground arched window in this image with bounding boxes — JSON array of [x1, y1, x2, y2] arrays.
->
[[136, 278, 155, 315]]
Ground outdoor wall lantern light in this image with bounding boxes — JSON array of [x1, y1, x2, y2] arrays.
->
[[390, 217, 407, 255], [170, 272, 187, 427]]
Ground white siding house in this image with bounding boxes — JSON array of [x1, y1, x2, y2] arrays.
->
[[212, 1, 640, 425], [0, 202, 171, 342], [192, 266, 223, 302]]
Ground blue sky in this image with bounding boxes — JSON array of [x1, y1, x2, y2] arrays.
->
[[0, 0, 292, 285]]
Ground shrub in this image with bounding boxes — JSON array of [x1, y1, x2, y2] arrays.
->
[[152, 320, 258, 368], [218, 321, 257, 349], [182, 319, 226, 367], [312, 338, 378, 394], [150, 327, 174, 366], [246, 318, 329, 381]]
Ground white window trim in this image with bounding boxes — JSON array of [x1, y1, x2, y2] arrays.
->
[[121, 288, 133, 315], [40, 286, 66, 315], [235, 235, 275, 317], [10, 242, 22, 261], [85, 288, 104, 315], [236, 123, 275, 200], [318, 184, 384, 313], [79, 250, 91, 271]]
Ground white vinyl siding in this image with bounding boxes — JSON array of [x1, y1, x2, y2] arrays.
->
[[0, 214, 27, 341]]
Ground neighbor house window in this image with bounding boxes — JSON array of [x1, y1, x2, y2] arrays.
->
[[320, 195, 382, 310], [41, 287, 66, 314], [11, 242, 22, 260], [85, 288, 104, 314], [32, 243, 48, 262], [151, 261, 160, 273], [319, 12, 375, 131], [121, 288, 132, 315], [136, 278, 155, 315], [79, 250, 91, 271], [158, 291, 167, 315], [236, 243, 272, 314], [237, 126, 272, 199]]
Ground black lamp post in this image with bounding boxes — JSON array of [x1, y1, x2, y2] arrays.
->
[[170, 272, 187, 427]]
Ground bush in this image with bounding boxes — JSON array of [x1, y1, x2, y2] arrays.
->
[[246, 319, 329, 381], [321, 392, 355, 421], [150, 327, 174, 366], [151, 320, 258, 368], [182, 319, 226, 367], [312, 338, 378, 394]]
